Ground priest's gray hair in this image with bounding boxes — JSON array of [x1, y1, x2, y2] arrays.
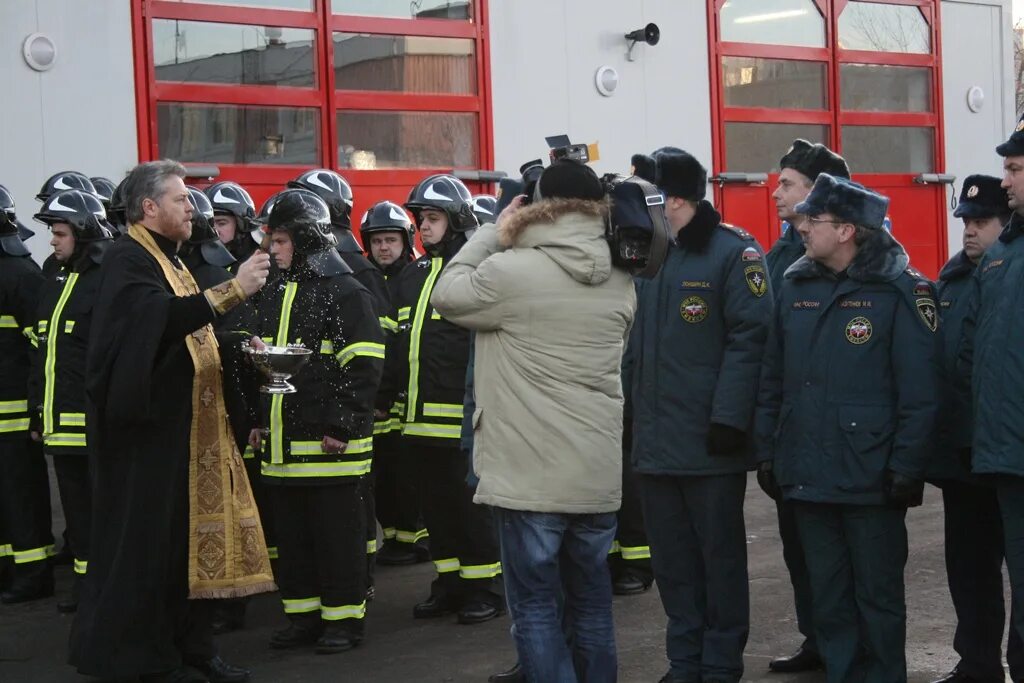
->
[[123, 159, 187, 223]]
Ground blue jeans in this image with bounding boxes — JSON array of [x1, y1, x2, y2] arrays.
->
[[495, 507, 618, 683]]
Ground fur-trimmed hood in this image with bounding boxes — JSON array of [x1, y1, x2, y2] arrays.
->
[[785, 227, 910, 283], [938, 249, 975, 282], [496, 197, 612, 285]]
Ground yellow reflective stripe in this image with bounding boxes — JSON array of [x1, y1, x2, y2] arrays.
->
[[282, 597, 321, 614], [0, 418, 30, 433], [267, 546, 279, 560], [336, 341, 386, 368], [321, 601, 366, 621], [42, 273, 79, 435], [261, 459, 372, 478], [402, 423, 462, 439], [242, 445, 254, 460], [430, 310, 441, 320], [379, 316, 398, 333], [0, 543, 11, 557], [13, 545, 52, 564], [270, 282, 299, 466], [459, 562, 502, 579], [44, 432, 87, 447], [620, 545, 651, 561], [0, 400, 28, 414], [63, 320, 75, 334], [373, 419, 393, 435], [397, 307, 411, 322], [434, 557, 460, 573], [74, 559, 88, 575], [406, 258, 443, 423], [382, 527, 397, 540], [395, 528, 429, 544], [289, 437, 372, 456], [422, 403, 463, 419], [607, 540, 621, 556], [366, 539, 378, 554], [0, 315, 16, 328], [320, 340, 334, 354], [59, 412, 85, 427], [23, 327, 38, 347], [261, 336, 273, 343], [37, 320, 48, 333]]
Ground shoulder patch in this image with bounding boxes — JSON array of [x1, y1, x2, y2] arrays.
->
[[916, 297, 938, 332], [719, 223, 755, 241], [912, 280, 932, 297], [741, 246, 762, 262]]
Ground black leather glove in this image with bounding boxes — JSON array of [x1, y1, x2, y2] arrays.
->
[[756, 460, 782, 501], [707, 423, 747, 457], [884, 470, 924, 508]]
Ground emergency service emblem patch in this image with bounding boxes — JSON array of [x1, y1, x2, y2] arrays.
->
[[967, 185, 980, 198], [744, 265, 768, 297], [680, 296, 708, 323], [916, 298, 938, 332], [845, 316, 873, 345]]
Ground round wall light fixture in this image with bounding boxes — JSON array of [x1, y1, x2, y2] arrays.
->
[[595, 66, 619, 97], [23, 33, 57, 72], [966, 86, 985, 113]]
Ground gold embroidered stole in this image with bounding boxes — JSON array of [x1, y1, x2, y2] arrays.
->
[[129, 224, 275, 599]]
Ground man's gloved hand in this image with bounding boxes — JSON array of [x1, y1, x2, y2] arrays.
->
[[884, 469, 924, 508], [707, 423, 747, 456], [757, 460, 782, 501]]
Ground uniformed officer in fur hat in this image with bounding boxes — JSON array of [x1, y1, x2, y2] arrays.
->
[[756, 173, 940, 682], [628, 146, 773, 683]]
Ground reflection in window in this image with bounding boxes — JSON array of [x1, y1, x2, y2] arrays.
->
[[159, 0, 312, 9], [720, 0, 825, 48], [722, 57, 826, 110], [841, 126, 933, 173], [158, 103, 320, 165], [338, 111, 477, 169], [332, 0, 471, 20], [725, 122, 829, 172], [153, 21, 315, 87], [838, 2, 930, 53], [334, 34, 475, 94], [840, 64, 931, 112]]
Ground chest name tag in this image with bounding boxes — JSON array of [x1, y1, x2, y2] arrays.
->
[[792, 300, 820, 310], [680, 280, 712, 290], [839, 300, 872, 309]]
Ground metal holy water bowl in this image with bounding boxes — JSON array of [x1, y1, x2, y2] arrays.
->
[[244, 344, 313, 394]]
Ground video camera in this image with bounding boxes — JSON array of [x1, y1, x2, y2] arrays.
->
[[496, 135, 670, 279]]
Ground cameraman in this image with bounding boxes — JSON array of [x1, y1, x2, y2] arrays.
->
[[432, 159, 637, 683]]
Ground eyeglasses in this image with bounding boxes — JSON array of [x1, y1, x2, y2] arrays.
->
[[805, 216, 844, 227]]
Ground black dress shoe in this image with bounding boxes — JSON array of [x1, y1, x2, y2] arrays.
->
[[185, 657, 249, 683], [315, 624, 362, 655], [413, 594, 458, 619], [769, 646, 824, 673], [657, 672, 697, 683], [456, 600, 504, 625], [376, 541, 419, 566], [612, 572, 650, 596], [269, 621, 324, 649], [140, 666, 209, 683], [488, 662, 525, 683], [1, 577, 55, 604], [930, 668, 1004, 683]]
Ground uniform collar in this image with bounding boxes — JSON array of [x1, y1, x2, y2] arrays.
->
[[674, 200, 720, 252], [938, 250, 975, 281]]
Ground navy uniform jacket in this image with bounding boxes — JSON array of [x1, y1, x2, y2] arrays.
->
[[755, 229, 941, 505], [766, 223, 804, 295], [630, 200, 773, 475], [925, 250, 975, 483], [962, 215, 1024, 477]]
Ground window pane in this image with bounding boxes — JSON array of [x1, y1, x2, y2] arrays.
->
[[838, 2, 930, 53], [338, 111, 477, 169], [333, 33, 475, 94], [153, 20, 315, 87], [841, 126, 933, 173], [722, 57, 826, 110], [332, 0, 471, 20], [720, 0, 825, 48], [725, 122, 829, 172], [840, 64, 931, 112], [159, 0, 312, 9], [158, 103, 320, 165]]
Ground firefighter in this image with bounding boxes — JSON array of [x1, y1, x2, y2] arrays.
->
[[205, 180, 262, 269], [382, 174, 503, 624], [470, 194, 498, 226], [29, 189, 114, 612], [248, 188, 384, 654], [0, 185, 53, 604], [360, 201, 430, 567]]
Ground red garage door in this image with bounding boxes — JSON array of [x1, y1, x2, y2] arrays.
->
[[131, 0, 493, 230], [708, 0, 948, 277]]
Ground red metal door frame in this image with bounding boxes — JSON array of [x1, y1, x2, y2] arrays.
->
[[130, 0, 494, 190]]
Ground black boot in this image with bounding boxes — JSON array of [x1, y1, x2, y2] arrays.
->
[[269, 615, 323, 649], [1, 570, 54, 604], [488, 662, 525, 683], [612, 570, 650, 596], [413, 593, 459, 619], [184, 656, 250, 683], [768, 646, 823, 673], [457, 599, 504, 625], [315, 622, 362, 655], [57, 575, 81, 613], [377, 539, 419, 566]]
